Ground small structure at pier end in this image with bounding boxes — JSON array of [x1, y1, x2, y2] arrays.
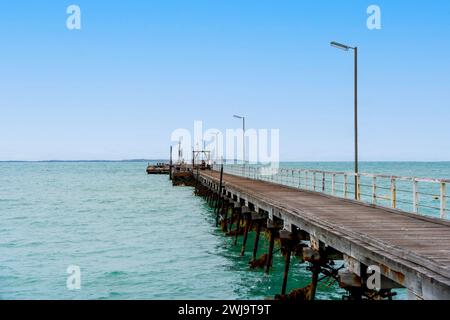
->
[[146, 162, 170, 174], [169, 150, 212, 186]]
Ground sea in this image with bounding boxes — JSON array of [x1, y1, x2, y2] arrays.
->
[[1, 161, 449, 300]]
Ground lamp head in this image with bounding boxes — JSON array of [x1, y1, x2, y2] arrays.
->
[[330, 41, 353, 51]]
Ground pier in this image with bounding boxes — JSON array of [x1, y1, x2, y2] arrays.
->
[[178, 164, 450, 300], [146, 163, 170, 174]]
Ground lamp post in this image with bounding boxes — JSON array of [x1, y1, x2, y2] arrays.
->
[[330, 41, 359, 200], [213, 131, 220, 164], [233, 115, 245, 164]]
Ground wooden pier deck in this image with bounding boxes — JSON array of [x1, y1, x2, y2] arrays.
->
[[197, 169, 450, 300]]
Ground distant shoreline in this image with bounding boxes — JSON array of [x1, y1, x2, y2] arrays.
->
[[0, 159, 165, 163]]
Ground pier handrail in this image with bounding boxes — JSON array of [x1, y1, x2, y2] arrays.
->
[[212, 164, 449, 219]]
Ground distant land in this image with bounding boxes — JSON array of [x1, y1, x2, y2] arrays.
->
[[0, 159, 168, 163], [1, 160, 450, 163]]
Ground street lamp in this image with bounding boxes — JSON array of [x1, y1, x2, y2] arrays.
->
[[330, 41, 359, 200], [213, 131, 220, 163], [233, 115, 245, 164]]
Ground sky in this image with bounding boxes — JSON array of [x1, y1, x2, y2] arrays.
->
[[0, 0, 449, 161]]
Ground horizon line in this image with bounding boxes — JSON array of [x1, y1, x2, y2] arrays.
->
[[1, 159, 450, 163]]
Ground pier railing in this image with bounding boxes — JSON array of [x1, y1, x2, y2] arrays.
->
[[213, 164, 450, 219]]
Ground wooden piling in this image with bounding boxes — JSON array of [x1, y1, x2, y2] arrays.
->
[[215, 197, 221, 227], [234, 207, 242, 245], [252, 221, 262, 261], [222, 201, 229, 232], [241, 218, 251, 256], [309, 265, 320, 300], [169, 146, 173, 180], [228, 206, 234, 234], [281, 246, 292, 296], [265, 228, 276, 274]]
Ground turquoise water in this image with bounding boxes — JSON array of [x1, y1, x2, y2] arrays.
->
[[0, 161, 449, 300]]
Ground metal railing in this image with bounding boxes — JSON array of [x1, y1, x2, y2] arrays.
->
[[212, 164, 450, 219]]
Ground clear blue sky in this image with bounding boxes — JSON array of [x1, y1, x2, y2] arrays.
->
[[1, 0, 449, 161]]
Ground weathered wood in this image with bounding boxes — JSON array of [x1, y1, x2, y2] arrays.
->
[[281, 245, 292, 296], [198, 170, 450, 299], [252, 220, 262, 260], [303, 247, 321, 263], [241, 217, 251, 256], [234, 207, 242, 245], [265, 227, 277, 274]]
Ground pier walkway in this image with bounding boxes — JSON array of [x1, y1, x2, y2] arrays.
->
[[196, 168, 450, 300]]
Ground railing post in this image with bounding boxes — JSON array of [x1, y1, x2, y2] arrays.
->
[[372, 176, 377, 205], [343, 174, 348, 198], [305, 171, 309, 190], [441, 182, 446, 219], [356, 174, 361, 200], [313, 172, 316, 191], [331, 174, 336, 196], [322, 172, 325, 192], [298, 170, 302, 188], [413, 178, 419, 213], [390, 177, 397, 209]]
